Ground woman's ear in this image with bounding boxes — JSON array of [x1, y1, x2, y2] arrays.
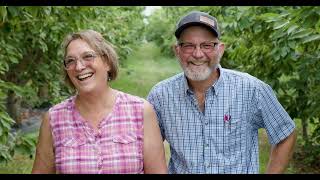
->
[[102, 56, 111, 72]]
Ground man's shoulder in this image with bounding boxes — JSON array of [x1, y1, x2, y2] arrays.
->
[[150, 72, 184, 92], [222, 68, 265, 86]]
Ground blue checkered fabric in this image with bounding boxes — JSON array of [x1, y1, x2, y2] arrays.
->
[[147, 65, 295, 174]]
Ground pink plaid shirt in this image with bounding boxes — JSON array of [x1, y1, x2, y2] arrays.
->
[[49, 91, 144, 174]]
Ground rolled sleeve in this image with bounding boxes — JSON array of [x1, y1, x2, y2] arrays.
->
[[147, 87, 166, 141], [256, 82, 296, 145]]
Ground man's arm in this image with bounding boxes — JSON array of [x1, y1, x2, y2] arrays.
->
[[266, 130, 297, 174]]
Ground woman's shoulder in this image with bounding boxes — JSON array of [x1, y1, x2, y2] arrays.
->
[[116, 90, 144, 104]]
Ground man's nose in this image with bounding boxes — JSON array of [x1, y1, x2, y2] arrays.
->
[[192, 46, 205, 58]]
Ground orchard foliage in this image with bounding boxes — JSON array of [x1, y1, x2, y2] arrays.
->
[[145, 6, 320, 164], [145, 7, 197, 57], [0, 6, 145, 162]]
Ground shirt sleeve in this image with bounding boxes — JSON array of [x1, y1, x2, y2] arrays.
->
[[147, 87, 166, 141], [253, 81, 296, 145]]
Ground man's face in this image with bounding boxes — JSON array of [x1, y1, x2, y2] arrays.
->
[[175, 26, 224, 81]]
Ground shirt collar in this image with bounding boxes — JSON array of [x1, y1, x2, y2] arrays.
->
[[182, 64, 224, 96], [213, 64, 224, 96], [182, 74, 190, 95]]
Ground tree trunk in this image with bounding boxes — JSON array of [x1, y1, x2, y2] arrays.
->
[[38, 84, 49, 100], [301, 118, 309, 143], [6, 90, 22, 126]]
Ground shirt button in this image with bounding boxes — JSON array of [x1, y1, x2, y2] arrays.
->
[[205, 161, 210, 168], [98, 160, 103, 168], [95, 134, 100, 140]]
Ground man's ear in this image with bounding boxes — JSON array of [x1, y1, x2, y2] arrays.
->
[[218, 43, 225, 58], [172, 44, 179, 58]]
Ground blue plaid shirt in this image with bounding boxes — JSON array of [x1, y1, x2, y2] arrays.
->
[[147, 66, 295, 174]]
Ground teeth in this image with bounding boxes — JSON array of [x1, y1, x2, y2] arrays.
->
[[77, 73, 93, 80], [191, 62, 205, 66], [78, 73, 92, 79]]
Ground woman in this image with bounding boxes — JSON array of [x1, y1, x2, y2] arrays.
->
[[32, 30, 167, 174]]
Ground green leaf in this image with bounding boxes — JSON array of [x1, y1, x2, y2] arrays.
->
[[281, 47, 288, 57], [272, 30, 287, 40], [260, 13, 281, 22], [253, 23, 262, 33], [0, 6, 7, 22], [273, 20, 290, 30], [288, 29, 313, 40], [7, 7, 19, 18], [287, 24, 299, 35], [302, 34, 320, 44], [288, 41, 296, 49]]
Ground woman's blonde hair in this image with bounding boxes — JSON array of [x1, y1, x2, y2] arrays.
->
[[62, 29, 119, 89]]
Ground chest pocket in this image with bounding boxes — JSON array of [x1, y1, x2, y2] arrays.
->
[[55, 135, 91, 173], [113, 132, 138, 144], [57, 136, 89, 159], [110, 132, 143, 173], [222, 110, 246, 157], [112, 132, 142, 155]]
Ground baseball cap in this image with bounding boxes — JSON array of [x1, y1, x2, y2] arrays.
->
[[175, 11, 220, 39]]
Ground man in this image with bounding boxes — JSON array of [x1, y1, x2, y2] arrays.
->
[[147, 11, 297, 174]]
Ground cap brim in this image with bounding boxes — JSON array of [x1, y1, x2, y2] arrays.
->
[[175, 22, 219, 39]]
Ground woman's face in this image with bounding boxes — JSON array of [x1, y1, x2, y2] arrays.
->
[[65, 39, 110, 94]]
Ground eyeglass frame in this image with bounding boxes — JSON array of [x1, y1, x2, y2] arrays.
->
[[63, 51, 99, 70], [178, 41, 220, 54]]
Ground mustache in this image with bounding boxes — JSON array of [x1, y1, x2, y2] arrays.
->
[[187, 58, 208, 63]]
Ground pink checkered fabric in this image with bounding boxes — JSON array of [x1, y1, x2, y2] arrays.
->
[[49, 91, 144, 174]]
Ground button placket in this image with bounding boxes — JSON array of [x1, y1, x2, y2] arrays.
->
[[203, 115, 211, 174], [205, 161, 210, 168]]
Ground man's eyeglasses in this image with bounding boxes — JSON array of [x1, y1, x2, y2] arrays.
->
[[178, 41, 219, 54], [64, 52, 98, 70]]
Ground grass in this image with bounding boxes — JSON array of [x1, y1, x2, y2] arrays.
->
[[0, 42, 313, 173], [258, 129, 270, 173], [0, 154, 34, 174], [110, 42, 181, 98]]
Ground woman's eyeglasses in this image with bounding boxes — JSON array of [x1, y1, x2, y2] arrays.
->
[[64, 52, 98, 70]]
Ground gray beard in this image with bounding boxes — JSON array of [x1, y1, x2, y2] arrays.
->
[[183, 63, 219, 81]]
